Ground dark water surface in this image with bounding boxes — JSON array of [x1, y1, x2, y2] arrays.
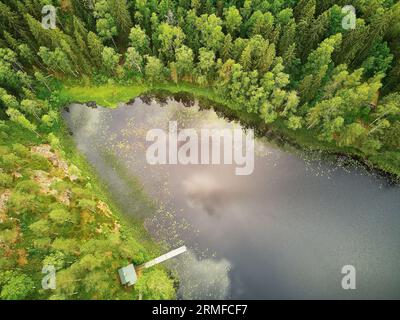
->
[[63, 96, 400, 299]]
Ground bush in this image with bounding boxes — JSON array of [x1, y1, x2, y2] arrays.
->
[[29, 219, 50, 235], [371, 151, 400, 175], [49, 209, 73, 225], [29, 154, 51, 171], [32, 237, 52, 249], [43, 251, 66, 270], [15, 180, 40, 194], [0, 145, 10, 156], [12, 143, 29, 157], [134, 269, 176, 300], [1, 153, 20, 171], [0, 271, 35, 300], [51, 238, 80, 255], [7, 192, 36, 215], [0, 172, 13, 187]]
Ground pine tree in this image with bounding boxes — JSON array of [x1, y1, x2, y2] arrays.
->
[[3, 31, 19, 51], [109, 0, 132, 46], [6, 107, 39, 136], [25, 14, 56, 48], [223, 6, 242, 36], [87, 32, 104, 68], [220, 34, 233, 61], [298, 34, 342, 102], [0, 1, 20, 32]]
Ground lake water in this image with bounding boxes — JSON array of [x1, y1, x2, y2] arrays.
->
[[63, 95, 400, 299]]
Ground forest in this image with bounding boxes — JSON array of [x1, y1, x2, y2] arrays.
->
[[0, 0, 399, 300]]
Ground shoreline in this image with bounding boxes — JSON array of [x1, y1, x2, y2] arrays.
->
[[60, 82, 400, 184]]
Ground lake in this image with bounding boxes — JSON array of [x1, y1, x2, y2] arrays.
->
[[63, 94, 400, 299]]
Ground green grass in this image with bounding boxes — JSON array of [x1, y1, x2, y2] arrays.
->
[[59, 81, 224, 108], [60, 83, 150, 108]]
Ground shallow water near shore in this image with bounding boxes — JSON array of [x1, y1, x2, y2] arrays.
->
[[63, 95, 400, 299]]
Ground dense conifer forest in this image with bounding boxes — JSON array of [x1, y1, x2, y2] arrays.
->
[[0, 0, 399, 299]]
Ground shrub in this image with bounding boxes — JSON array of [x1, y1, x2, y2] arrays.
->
[[49, 209, 73, 225], [0, 271, 35, 300], [15, 180, 40, 194], [0, 172, 13, 187], [29, 154, 51, 171]]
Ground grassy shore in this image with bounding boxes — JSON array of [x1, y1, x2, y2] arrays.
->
[[59, 81, 400, 180]]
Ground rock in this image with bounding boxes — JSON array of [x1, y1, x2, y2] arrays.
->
[[57, 189, 72, 206], [31, 144, 70, 178], [86, 101, 97, 108], [32, 170, 60, 195], [97, 201, 112, 218], [12, 171, 22, 179], [0, 190, 11, 222]]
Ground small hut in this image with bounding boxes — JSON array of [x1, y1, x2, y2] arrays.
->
[[118, 246, 187, 286], [118, 264, 137, 286]]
